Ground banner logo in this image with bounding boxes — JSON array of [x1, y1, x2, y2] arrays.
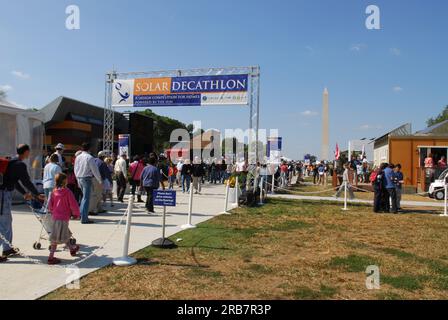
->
[[112, 74, 249, 108]]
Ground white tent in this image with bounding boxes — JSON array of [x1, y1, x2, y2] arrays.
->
[[0, 99, 45, 180]]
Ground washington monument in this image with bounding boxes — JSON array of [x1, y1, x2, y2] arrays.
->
[[321, 88, 329, 160]]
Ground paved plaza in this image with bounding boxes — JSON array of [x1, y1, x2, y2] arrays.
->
[[0, 184, 233, 300]]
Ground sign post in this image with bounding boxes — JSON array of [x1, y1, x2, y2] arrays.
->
[[151, 190, 177, 249]]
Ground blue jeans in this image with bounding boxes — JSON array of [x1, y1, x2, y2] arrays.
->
[[78, 177, 92, 223], [182, 175, 191, 192], [0, 190, 13, 252], [44, 188, 53, 208]]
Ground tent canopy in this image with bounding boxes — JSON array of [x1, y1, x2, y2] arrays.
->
[[0, 99, 45, 180]]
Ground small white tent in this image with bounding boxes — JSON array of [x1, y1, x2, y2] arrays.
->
[[0, 99, 45, 180]]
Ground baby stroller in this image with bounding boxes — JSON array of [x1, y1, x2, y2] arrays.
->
[[28, 197, 76, 250]]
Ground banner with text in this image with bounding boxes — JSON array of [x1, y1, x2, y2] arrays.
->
[[267, 137, 282, 163], [118, 134, 130, 157], [112, 74, 249, 107]]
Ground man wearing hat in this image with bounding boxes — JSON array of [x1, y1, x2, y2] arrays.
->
[[54, 143, 66, 170]]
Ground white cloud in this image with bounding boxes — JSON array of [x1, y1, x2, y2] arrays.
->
[[11, 70, 31, 79], [390, 47, 401, 56], [0, 84, 13, 92], [350, 44, 367, 52], [392, 86, 403, 92], [358, 124, 383, 130], [305, 45, 314, 52], [301, 110, 318, 117]]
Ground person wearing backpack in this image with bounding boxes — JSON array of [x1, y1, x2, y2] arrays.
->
[[0, 144, 44, 262]]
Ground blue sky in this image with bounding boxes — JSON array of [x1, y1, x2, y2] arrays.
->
[[1, 0, 447, 159]]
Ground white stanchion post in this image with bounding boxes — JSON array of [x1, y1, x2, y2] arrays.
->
[[222, 180, 231, 214], [258, 177, 264, 205], [181, 182, 196, 229], [113, 197, 137, 266], [234, 176, 240, 207], [441, 183, 448, 217], [271, 174, 275, 194], [342, 181, 348, 211]]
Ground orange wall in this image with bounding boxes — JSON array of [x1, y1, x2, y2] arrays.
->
[[389, 139, 414, 187], [48, 121, 91, 132], [389, 137, 448, 189]]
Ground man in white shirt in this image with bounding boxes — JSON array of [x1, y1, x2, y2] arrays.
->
[[114, 153, 128, 202], [176, 159, 184, 187], [74, 143, 102, 224]]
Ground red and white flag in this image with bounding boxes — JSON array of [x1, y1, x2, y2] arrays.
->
[[334, 143, 340, 160]]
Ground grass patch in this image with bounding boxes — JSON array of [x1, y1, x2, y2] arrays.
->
[[292, 285, 338, 299], [269, 220, 312, 232], [43, 197, 448, 300], [381, 248, 417, 261], [246, 264, 273, 274], [329, 255, 378, 273], [319, 285, 338, 298], [186, 268, 223, 279], [292, 287, 322, 299], [381, 275, 423, 291], [376, 292, 404, 300]]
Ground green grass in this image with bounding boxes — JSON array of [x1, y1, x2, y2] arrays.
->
[[381, 275, 423, 291], [246, 264, 273, 274], [42, 197, 448, 300], [329, 254, 379, 273], [381, 248, 418, 261], [292, 285, 338, 299]]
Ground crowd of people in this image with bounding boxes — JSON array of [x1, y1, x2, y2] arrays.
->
[[0, 141, 414, 264], [371, 163, 404, 213]]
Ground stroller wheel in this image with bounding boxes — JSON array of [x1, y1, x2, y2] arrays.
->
[[33, 242, 42, 250]]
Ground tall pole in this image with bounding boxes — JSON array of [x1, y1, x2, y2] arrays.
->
[[321, 88, 329, 161], [103, 70, 117, 154]]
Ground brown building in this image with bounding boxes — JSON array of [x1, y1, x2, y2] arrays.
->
[[41, 96, 154, 161], [374, 121, 448, 192]]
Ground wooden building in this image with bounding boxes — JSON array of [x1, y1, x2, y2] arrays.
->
[[374, 121, 448, 192]]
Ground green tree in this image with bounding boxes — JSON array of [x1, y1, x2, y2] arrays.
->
[[427, 106, 448, 127], [137, 109, 189, 153], [0, 89, 6, 99]]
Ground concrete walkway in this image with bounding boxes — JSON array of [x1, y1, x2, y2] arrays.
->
[[0, 183, 233, 300], [270, 193, 445, 208]]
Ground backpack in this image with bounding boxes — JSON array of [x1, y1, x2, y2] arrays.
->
[[0, 158, 10, 187], [369, 170, 378, 184]]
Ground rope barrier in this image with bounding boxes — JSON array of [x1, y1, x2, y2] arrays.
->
[[266, 181, 339, 195]]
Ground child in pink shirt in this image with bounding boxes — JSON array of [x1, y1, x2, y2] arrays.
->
[[47, 173, 80, 265]]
